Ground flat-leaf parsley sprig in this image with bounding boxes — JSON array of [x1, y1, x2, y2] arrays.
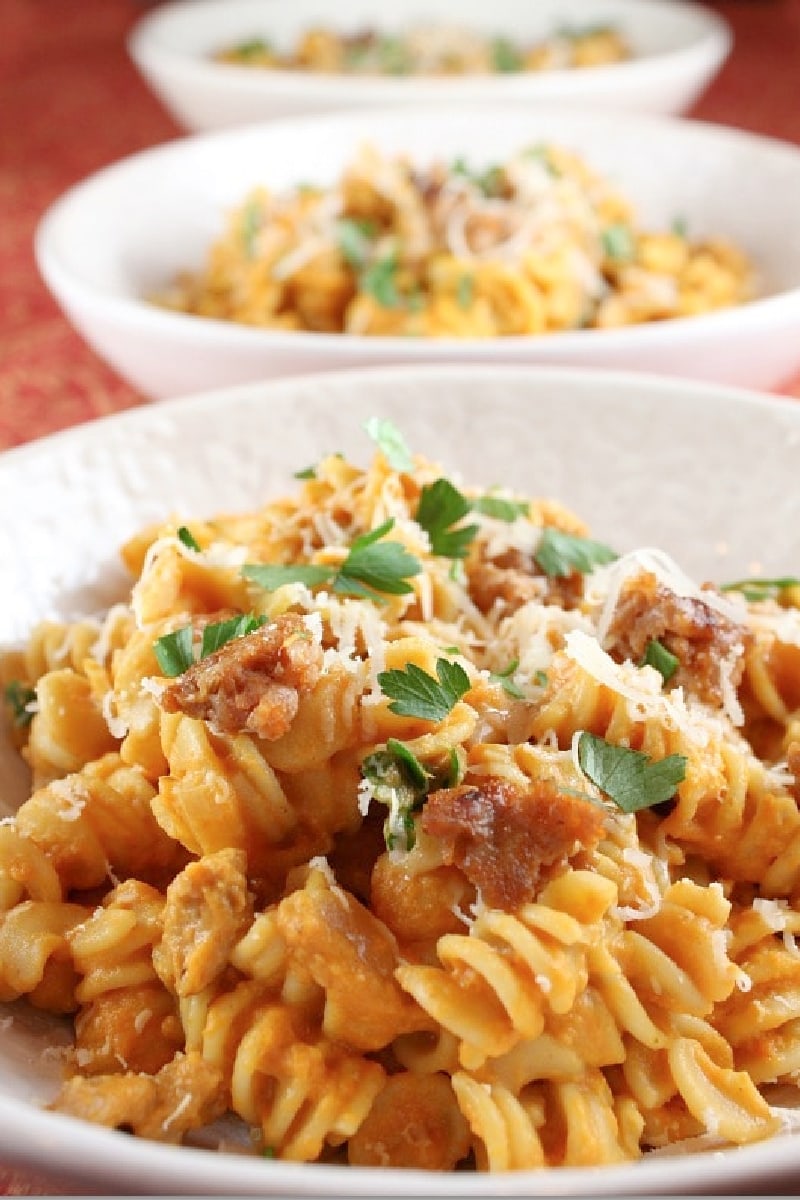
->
[[153, 613, 267, 678], [361, 737, 462, 853], [377, 657, 471, 722], [242, 519, 421, 604], [576, 731, 686, 814]]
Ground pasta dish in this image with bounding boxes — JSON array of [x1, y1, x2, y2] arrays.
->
[[213, 24, 631, 75], [155, 144, 755, 339], [1, 418, 799, 1171]]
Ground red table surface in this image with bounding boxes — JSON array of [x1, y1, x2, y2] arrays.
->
[[2, 0, 800, 1193]]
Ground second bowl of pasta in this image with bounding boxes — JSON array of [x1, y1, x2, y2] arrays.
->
[[35, 105, 800, 398]]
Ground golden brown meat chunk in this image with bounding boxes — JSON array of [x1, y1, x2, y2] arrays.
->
[[420, 777, 605, 910], [467, 547, 584, 616], [153, 848, 253, 997], [348, 1072, 471, 1170], [158, 613, 323, 739], [604, 570, 751, 708], [51, 1051, 226, 1142], [276, 874, 432, 1050]]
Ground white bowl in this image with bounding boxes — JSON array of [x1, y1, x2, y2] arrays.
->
[[127, 0, 731, 132], [35, 106, 800, 399], [2, 363, 800, 1195]]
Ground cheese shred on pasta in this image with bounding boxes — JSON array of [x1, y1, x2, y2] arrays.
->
[[1, 433, 799, 1172]]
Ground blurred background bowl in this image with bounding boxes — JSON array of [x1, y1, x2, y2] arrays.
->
[[34, 105, 800, 401], [127, 0, 732, 132]]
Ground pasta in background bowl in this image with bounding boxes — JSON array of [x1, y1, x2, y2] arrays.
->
[[35, 106, 800, 400], [127, 0, 731, 132], [2, 363, 800, 1195]]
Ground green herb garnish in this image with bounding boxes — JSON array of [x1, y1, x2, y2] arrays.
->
[[360, 253, 402, 308], [641, 639, 679, 684], [153, 626, 195, 678], [489, 659, 525, 699], [363, 417, 414, 473], [601, 223, 636, 262], [576, 731, 687, 814], [456, 275, 474, 310], [293, 464, 317, 480], [534, 527, 617, 577], [720, 576, 800, 603], [240, 198, 262, 259], [153, 613, 267, 678], [416, 479, 478, 560], [232, 37, 271, 59], [337, 218, 376, 270], [490, 36, 524, 72], [177, 525, 201, 552], [244, 519, 421, 604], [378, 658, 471, 722], [471, 494, 529, 522], [4, 681, 36, 728]]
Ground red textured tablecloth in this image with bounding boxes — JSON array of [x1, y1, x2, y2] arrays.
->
[[1, 0, 800, 1192]]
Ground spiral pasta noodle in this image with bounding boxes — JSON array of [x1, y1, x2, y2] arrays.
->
[[1, 423, 798, 1174]]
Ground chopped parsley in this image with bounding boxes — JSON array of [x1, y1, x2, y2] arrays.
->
[[601, 223, 636, 263], [641, 639, 679, 684], [177, 525, 201, 552], [456, 274, 474, 310], [471, 494, 529, 522], [363, 416, 414, 473], [337, 218, 376, 270], [360, 252, 403, 309], [361, 737, 463, 852], [293, 464, 317, 480], [451, 157, 505, 198], [720, 576, 800, 603], [415, 478, 478, 560], [378, 657, 471, 722], [243, 519, 421, 604], [534, 527, 617, 577], [489, 659, 525, 699], [4, 681, 36, 728], [490, 36, 524, 72], [153, 614, 267, 677], [576, 731, 687, 814]]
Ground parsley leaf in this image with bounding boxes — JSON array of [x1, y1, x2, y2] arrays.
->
[[491, 36, 524, 72], [337, 218, 376, 270], [293, 464, 317, 480], [471, 494, 530, 522], [4, 681, 36, 728], [201, 614, 266, 657], [334, 519, 421, 600], [363, 417, 414, 473], [489, 659, 525, 699], [242, 563, 334, 590], [378, 658, 471, 722], [153, 613, 267, 677], [535, 527, 617, 577], [361, 737, 463, 852], [416, 478, 478, 560], [177, 525, 201, 552], [361, 253, 402, 308], [601, 223, 636, 262], [720, 576, 800, 602], [641, 639, 679, 684], [456, 274, 474, 310], [243, 519, 421, 603], [577, 731, 687, 813], [153, 626, 195, 677]]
